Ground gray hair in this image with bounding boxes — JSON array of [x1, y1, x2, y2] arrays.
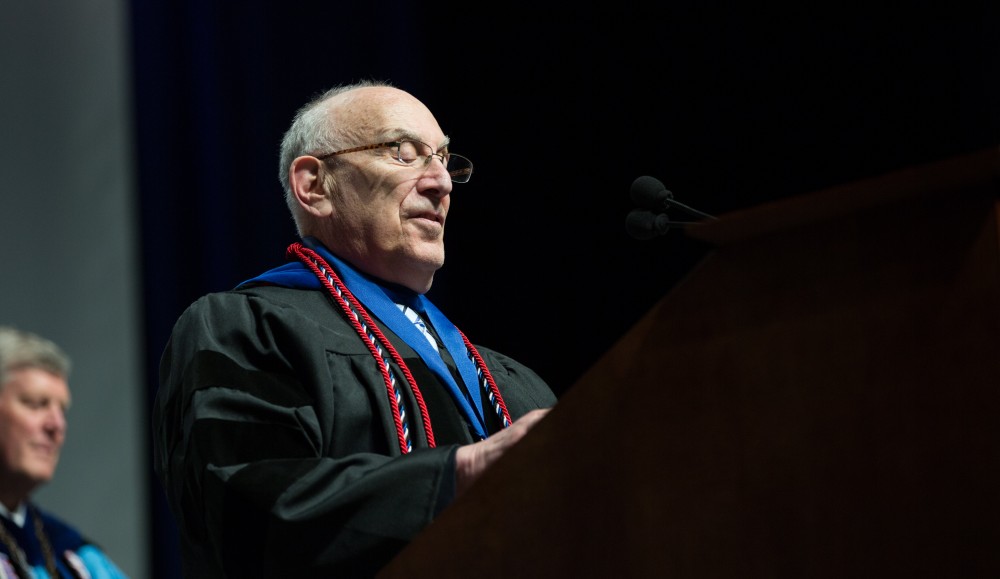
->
[[278, 79, 395, 233], [0, 326, 71, 387]]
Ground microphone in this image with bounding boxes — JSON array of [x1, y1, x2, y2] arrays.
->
[[625, 175, 717, 239], [630, 175, 718, 221], [626, 210, 670, 239], [625, 210, 698, 239], [630, 175, 674, 210]]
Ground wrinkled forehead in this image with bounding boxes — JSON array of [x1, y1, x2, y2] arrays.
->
[[330, 87, 446, 144]]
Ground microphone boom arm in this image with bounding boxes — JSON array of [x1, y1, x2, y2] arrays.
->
[[662, 197, 717, 220]]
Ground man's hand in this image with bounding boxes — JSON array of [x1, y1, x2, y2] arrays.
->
[[454, 408, 551, 495]]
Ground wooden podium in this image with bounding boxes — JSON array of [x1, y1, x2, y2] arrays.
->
[[378, 146, 1000, 578]]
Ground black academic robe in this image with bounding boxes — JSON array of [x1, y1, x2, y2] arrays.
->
[[152, 284, 557, 578]]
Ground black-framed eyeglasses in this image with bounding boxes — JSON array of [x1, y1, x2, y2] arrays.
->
[[315, 139, 473, 183]]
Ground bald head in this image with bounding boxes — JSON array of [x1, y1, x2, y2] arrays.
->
[[279, 81, 422, 208]]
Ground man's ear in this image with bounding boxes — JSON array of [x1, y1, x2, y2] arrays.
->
[[289, 156, 333, 217]]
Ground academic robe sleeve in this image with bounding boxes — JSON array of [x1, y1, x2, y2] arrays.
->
[[152, 288, 463, 577]]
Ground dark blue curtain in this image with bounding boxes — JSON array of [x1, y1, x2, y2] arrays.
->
[[128, 3, 434, 576], [130, 3, 999, 576]]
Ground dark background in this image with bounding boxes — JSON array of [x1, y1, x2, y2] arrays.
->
[[130, 3, 999, 575]]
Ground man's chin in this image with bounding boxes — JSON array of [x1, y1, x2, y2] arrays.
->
[[410, 247, 444, 271], [26, 464, 57, 485]]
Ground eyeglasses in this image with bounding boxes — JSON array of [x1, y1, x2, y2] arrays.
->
[[315, 139, 474, 183]]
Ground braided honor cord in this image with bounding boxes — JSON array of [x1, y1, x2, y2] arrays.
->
[[459, 331, 513, 428], [288, 243, 435, 453]]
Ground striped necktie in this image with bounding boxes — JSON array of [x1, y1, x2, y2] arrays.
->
[[397, 304, 439, 352]]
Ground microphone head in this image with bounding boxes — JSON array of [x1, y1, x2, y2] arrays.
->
[[630, 175, 673, 210], [625, 209, 671, 240]]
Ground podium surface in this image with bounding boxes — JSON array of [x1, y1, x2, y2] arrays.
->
[[379, 146, 1000, 578]]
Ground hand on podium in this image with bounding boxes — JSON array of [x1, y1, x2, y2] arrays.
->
[[455, 407, 551, 495]]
